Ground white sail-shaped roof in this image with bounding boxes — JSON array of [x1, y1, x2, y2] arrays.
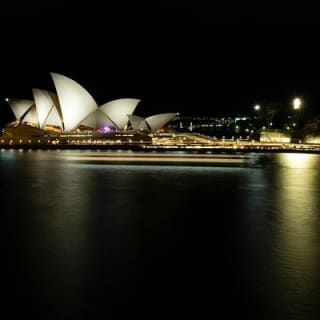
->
[[99, 98, 140, 130], [45, 106, 63, 128], [81, 110, 115, 129], [127, 114, 150, 131], [50, 72, 98, 131], [7, 99, 34, 122], [32, 89, 63, 129], [21, 105, 38, 125], [146, 113, 177, 133]]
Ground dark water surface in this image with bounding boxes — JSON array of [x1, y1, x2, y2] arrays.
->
[[3, 150, 320, 319]]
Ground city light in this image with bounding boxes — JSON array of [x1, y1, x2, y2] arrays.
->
[[254, 104, 260, 111], [293, 97, 302, 110]]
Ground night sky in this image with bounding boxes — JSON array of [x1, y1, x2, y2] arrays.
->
[[1, 1, 319, 123]]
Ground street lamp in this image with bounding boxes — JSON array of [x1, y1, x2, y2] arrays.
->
[[293, 97, 302, 110], [253, 104, 263, 132], [292, 97, 303, 134]]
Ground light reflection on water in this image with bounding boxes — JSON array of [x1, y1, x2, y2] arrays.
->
[[236, 153, 320, 319], [277, 152, 320, 168], [3, 150, 320, 319], [274, 153, 320, 316]]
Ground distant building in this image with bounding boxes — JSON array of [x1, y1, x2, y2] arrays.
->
[[304, 134, 320, 144], [2, 73, 177, 144], [260, 129, 291, 143]]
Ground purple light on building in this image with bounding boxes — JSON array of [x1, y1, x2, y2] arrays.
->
[[103, 125, 116, 132]]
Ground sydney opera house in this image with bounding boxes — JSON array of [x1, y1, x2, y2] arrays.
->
[[1, 72, 177, 146]]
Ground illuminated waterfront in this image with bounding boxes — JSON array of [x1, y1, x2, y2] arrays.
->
[[4, 150, 320, 319], [1, 133, 320, 153]]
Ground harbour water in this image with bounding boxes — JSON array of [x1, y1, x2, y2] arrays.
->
[[3, 150, 320, 319]]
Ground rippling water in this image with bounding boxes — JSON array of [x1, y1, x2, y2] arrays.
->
[[3, 150, 320, 319]]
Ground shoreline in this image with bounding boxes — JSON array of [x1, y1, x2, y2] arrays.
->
[[1, 143, 320, 154]]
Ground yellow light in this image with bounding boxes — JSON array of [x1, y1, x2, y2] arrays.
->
[[281, 153, 316, 169], [293, 97, 302, 110]]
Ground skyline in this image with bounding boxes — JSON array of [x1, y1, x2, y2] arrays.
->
[[1, 2, 320, 123]]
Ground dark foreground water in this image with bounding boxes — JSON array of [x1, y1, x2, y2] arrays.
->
[[3, 150, 320, 319]]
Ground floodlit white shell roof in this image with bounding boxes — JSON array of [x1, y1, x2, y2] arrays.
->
[[99, 98, 140, 130], [8, 99, 34, 122], [127, 114, 150, 131], [51, 72, 98, 131], [146, 113, 177, 133], [45, 106, 63, 128], [32, 89, 63, 129], [6, 73, 177, 134], [22, 105, 38, 124], [81, 110, 115, 129]]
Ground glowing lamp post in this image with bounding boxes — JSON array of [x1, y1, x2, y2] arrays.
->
[[293, 97, 302, 110], [292, 97, 302, 132], [253, 104, 262, 131]]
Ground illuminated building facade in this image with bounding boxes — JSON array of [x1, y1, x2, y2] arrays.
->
[[3, 73, 177, 144]]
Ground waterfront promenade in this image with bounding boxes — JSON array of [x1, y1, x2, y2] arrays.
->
[[1, 140, 320, 153]]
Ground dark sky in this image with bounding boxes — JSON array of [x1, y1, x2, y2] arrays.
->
[[1, 1, 320, 122]]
